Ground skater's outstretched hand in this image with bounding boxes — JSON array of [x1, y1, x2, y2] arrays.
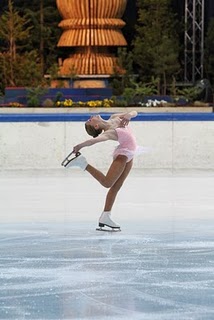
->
[[119, 113, 133, 127], [120, 117, 129, 127], [72, 144, 81, 154]]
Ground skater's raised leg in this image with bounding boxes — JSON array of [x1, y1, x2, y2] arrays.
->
[[85, 155, 127, 188], [64, 153, 88, 170]]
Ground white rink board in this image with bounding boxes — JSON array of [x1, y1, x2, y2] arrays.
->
[[0, 117, 214, 170]]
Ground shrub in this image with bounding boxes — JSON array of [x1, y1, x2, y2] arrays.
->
[[42, 98, 54, 107]]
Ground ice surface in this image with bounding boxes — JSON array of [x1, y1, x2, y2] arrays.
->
[[0, 169, 214, 320]]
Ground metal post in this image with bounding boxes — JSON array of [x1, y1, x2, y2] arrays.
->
[[184, 0, 205, 84]]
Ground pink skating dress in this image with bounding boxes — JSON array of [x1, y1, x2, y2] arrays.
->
[[113, 126, 137, 162]]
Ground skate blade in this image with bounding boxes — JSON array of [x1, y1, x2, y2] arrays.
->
[[96, 227, 121, 232], [61, 152, 81, 167]]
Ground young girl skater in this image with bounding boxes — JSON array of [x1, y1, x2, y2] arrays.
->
[[62, 111, 138, 231]]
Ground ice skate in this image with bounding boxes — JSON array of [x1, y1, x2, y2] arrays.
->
[[96, 211, 121, 232], [61, 152, 88, 170]]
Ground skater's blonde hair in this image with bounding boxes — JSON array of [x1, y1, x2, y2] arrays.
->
[[85, 123, 102, 138]]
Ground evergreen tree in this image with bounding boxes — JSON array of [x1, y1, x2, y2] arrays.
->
[[0, 0, 32, 59], [0, 0, 43, 88], [0, 0, 61, 73], [133, 0, 181, 94], [23, 0, 61, 73]]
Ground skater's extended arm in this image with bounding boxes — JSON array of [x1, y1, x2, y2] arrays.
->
[[72, 130, 116, 154], [111, 110, 138, 120], [111, 110, 138, 126]]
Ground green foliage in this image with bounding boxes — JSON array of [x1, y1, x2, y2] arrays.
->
[[0, 1, 43, 89], [110, 76, 125, 96], [133, 0, 181, 93], [110, 48, 135, 95], [121, 77, 158, 105], [1, 0, 212, 102], [117, 47, 134, 75], [26, 86, 48, 107], [47, 63, 60, 78], [110, 96, 127, 107], [54, 91, 64, 103], [122, 88, 136, 105], [0, 0, 60, 93], [0, 51, 44, 87], [24, 3, 61, 72], [175, 86, 201, 103], [0, 0, 32, 56], [42, 98, 54, 107]]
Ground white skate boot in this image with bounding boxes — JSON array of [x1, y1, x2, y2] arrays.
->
[[61, 152, 88, 170], [97, 211, 121, 232]]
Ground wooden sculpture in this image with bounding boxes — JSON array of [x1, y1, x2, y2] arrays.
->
[[56, 0, 127, 76]]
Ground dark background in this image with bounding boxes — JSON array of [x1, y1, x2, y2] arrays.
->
[[123, 0, 214, 43], [1, 0, 214, 23], [1, 0, 214, 51], [1, 1, 214, 40], [124, 0, 214, 21]]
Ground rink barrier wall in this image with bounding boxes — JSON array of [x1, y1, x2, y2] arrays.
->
[[0, 112, 214, 170], [1, 112, 214, 122]]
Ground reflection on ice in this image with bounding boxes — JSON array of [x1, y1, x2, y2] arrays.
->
[[0, 222, 214, 320], [0, 170, 214, 319]]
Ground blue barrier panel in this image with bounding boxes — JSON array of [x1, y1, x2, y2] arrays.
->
[[5, 87, 112, 96], [1, 112, 214, 122], [5, 88, 27, 99], [4, 87, 113, 105]]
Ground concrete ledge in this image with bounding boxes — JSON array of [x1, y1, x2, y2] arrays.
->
[[0, 106, 213, 113]]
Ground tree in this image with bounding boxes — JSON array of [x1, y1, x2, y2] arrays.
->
[[0, 0, 32, 60], [23, 0, 61, 74], [0, 0, 61, 74], [204, 18, 214, 87], [0, 0, 43, 88], [0, 0, 33, 85], [133, 0, 181, 94]]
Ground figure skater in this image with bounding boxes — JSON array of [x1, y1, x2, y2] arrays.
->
[[61, 111, 138, 231]]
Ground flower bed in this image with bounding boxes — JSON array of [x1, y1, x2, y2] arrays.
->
[[55, 98, 115, 108]]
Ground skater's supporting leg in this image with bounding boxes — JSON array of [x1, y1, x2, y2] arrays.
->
[[98, 160, 133, 229], [98, 211, 120, 229], [104, 159, 133, 211], [85, 155, 127, 188]]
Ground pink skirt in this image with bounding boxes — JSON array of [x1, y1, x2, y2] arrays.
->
[[113, 146, 146, 163]]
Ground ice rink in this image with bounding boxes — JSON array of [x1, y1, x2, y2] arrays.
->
[[0, 168, 214, 320]]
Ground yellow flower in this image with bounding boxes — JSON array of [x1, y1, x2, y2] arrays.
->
[[56, 98, 115, 108], [8, 102, 24, 107], [62, 99, 73, 107]]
